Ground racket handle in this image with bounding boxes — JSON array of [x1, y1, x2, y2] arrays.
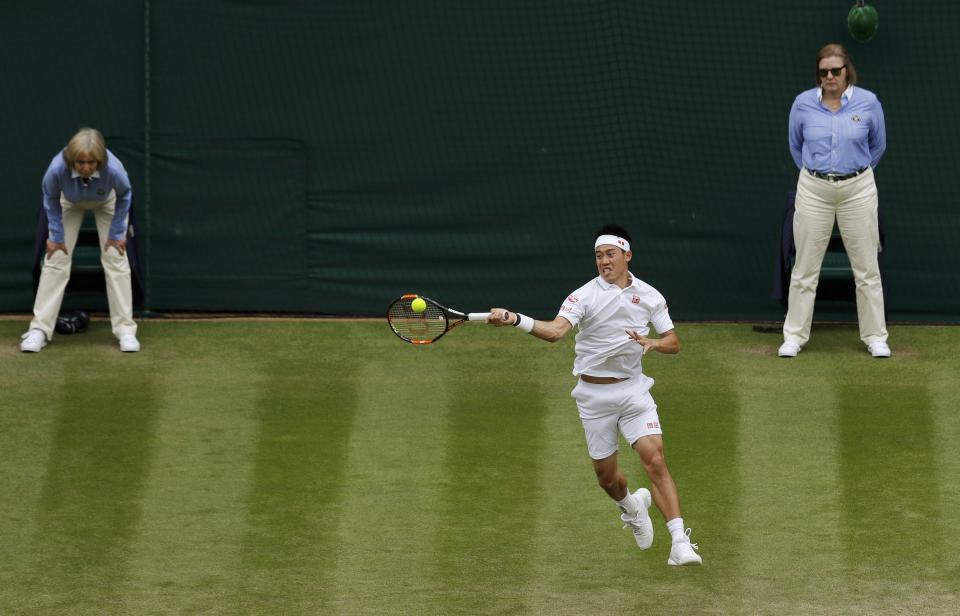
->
[[467, 312, 493, 321]]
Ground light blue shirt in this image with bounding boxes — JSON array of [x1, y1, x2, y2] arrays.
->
[[788, 85, 886, 174], [41, 149, 132, 243]]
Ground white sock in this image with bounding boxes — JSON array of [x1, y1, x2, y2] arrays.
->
[[616, 491, 639, 516], [666, 517, 686, 542]]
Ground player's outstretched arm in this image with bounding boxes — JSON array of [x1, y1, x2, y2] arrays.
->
[[487, 309, 572, 343]]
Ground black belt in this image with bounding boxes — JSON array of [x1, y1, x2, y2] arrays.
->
[[807, 167, 868, 182]]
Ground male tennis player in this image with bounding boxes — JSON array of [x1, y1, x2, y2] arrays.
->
[[487, 224, 701, 566]]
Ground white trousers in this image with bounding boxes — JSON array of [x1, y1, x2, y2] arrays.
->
[[783, 168, 887, 346], [30, 191, 137, 340]]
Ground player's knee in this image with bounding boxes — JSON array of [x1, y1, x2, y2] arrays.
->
[[596, 476, 620, 492], [593, 468, 618, 490], [642, 452, 667, 476]]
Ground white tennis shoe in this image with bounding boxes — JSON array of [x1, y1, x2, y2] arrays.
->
[[667, 528, 702, 566], [119, 334, 141, 352], [620, 488, 654, 549], [778, 341, 801, 357], [20, 329, 47, 352], [867, 341, 891, 358]]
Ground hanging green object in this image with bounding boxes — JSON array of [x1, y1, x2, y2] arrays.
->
[[848, 1, 879, 42]]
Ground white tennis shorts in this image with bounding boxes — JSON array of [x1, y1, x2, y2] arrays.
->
[[571, 378, 662, 460]]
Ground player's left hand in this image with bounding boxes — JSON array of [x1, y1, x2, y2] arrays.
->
[[626, 329, 657, 354], [105, 238, 127, 256]]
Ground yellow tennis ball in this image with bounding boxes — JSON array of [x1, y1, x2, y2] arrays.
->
[[411, 297, 427, 313]]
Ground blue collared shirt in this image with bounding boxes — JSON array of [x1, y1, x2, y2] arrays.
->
[[788, 85, 886, 174], [42, 149, 132, 243]]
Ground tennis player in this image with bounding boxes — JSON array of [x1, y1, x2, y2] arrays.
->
[[487, 224, 701, 566]]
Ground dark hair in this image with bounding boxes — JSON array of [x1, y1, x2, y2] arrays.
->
[[816, 43, 858, 86], [594, 224, 632, 244]]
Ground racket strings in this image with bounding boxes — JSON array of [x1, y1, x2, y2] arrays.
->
[[388, 299, 447, 343]]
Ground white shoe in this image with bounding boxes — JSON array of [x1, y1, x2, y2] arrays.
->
[[620, 488, 654, 549], [778, 341, 801, 357], [867, 341, 891, 358], [119, 334, 141, 352], [20, 329, 48, 352], [667, 528, 702, 566]]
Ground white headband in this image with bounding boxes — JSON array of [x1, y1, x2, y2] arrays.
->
[[594, 234, 630, 252]]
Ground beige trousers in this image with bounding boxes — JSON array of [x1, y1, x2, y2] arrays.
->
[[30, 191, 137, 340], [783, 168, 887, 346]]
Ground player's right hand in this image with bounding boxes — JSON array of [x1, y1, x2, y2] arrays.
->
[[487, 308, 514, 327]]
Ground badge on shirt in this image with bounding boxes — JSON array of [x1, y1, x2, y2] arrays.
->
[[852, 115, 861, 123], [631, 295, 641, 304]]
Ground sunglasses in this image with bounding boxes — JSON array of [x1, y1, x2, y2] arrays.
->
[[819, 66, 845, 78]]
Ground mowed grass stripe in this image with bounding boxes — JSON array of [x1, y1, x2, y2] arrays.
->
[[232, 322, 363, 613], [523, 339, 613, 614], [838, 381, 941, 567], [122, 324, 266, 613], [930, 357, 960, 600], [0, 348, 76, 613], [648, 324, 744, 604], [326, 339, 454, 614], [831, 328, 960, 612], [427, 329, 551, 615], [735, 327, 844, 614], [26, 359, 165, 613]]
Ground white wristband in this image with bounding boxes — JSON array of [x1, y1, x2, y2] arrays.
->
[[512, 312, 535, 333]]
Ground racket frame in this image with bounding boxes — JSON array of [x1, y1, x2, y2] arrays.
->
[[387, 293, 491, 344]]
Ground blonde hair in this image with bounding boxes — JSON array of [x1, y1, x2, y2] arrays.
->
[[62, 127, 108, 169], [816, 43, 858, 86]]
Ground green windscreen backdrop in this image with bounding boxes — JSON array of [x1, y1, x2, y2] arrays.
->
[[2, 1, 958, 321]]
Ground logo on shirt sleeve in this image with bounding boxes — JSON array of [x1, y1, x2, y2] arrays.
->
[[567, 294, 580, 303]]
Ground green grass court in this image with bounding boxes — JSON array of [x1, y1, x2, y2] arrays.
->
[[2, 320, 959, 615]]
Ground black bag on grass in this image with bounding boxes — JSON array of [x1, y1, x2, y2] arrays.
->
[[55, 310, 90, 334]]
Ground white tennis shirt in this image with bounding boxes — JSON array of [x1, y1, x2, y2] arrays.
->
[[558, 273, 674, 386]]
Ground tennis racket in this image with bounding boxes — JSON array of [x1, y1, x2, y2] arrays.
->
[[387, 294, 498, 344]]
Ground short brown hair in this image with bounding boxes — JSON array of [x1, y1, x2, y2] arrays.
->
[[816, 43, 858, 86], [62, 127, 108, 169]]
